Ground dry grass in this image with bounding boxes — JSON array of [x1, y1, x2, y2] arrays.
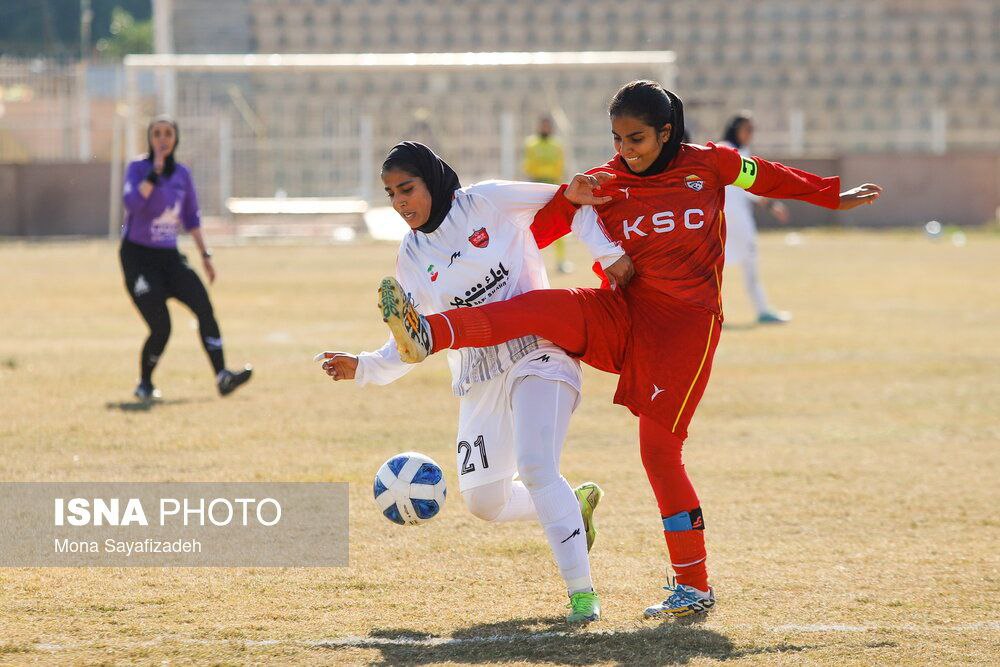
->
[[0, 230, 997, 665]]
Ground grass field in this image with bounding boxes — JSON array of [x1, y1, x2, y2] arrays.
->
[[0, 230, 998, 665]]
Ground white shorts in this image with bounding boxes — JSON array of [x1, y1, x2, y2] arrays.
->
[[454, 345, 581, 492]]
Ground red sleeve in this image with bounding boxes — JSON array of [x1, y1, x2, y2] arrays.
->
[[591, 262, 611, 289], [530, 184, 577, 249], [712, 142, 841, 209]]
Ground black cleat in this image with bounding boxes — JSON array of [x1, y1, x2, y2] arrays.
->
[[217, 365, 253, 396], [133, 381, 162, 402]]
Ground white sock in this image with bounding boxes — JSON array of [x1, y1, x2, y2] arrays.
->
[[511, 376, 593, 595], [529, 477, 593, 594]]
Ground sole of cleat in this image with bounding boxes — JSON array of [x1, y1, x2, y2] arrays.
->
[[644, 600, 714, 619], [378, 278, 426, 363]]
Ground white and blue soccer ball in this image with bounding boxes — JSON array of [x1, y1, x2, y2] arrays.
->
[[373, 452, 446, 525]]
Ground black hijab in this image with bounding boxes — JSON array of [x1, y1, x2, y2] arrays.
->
[[146, 114, 179, 178], [382, 141, 461, 234]]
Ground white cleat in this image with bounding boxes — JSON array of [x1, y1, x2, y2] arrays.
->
[[644, 579, 716, 619], [133, 382, 161, 402]]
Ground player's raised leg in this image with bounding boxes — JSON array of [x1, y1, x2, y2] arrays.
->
[[378, 277, 591, 364]]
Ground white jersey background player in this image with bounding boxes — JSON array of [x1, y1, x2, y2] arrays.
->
[[721, 113, 793, 324], [315, 142, 627, 623]]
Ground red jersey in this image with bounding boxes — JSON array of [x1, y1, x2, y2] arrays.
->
[[531, 142, 841, 316]]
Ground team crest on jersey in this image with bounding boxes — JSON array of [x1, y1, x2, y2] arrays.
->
[[426, 264, 438, 282], [468, 227, 490, 248], [685, 175, 704, 191]]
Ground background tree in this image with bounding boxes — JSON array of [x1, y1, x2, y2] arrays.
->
[[0, 1, 152, 58]]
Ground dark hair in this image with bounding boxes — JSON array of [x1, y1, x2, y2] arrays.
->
[[146, 115, 179, 177], [722, 112, 754, 149], [608, 80, 686, 170]]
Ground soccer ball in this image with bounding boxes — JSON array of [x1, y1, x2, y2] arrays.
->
[[373, 452, 446, 525]]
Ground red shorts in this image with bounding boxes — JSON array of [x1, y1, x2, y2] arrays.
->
[[572, 283, 722, 439]]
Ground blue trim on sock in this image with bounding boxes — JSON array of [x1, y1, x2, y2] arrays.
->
[[662, 511, 693, 532]]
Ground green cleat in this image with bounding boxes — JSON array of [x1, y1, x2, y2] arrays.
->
[[574, 482, 604, 552], [567, 590, 601, 624]]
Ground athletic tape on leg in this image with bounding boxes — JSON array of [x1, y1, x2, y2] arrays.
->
[[662, 507, 705, 532]]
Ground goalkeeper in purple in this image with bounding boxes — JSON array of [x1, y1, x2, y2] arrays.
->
[[120, 115, 251, 401]]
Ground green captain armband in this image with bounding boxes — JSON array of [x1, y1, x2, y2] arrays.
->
[[732, 156, 758, 189]]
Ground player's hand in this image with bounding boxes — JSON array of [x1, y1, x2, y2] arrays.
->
[[563, 172, 616, 206], [202, 256, 216, 284], [771, 201, 791, 224], [314, 351, 359, 381], [603, 254, 635, 290], [838, 183, 883, 210]]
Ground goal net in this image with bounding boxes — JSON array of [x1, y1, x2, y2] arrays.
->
[[116, 51, 674, 240]]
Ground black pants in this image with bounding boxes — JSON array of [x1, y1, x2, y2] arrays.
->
[[120, 240, 225, 383]]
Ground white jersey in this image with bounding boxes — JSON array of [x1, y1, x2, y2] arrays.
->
[[722, 141, 761, 264], [355, 180, 623, 396]]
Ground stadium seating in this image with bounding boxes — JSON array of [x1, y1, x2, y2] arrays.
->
[[160, 0, 999, 200]]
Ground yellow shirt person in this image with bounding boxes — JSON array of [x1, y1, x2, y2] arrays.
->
[[523, 117, 573, 272], [523, 134, 565, 185]]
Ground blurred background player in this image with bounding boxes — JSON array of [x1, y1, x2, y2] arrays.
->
[[120, 116, 252, 401], [523, 115, 573, 274], [317, 142, 626, 623], [720, 112, 793, 324]]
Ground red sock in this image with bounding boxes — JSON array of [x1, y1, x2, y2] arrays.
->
[[639, 415, 710, 592], [426, 289, 587, 355]]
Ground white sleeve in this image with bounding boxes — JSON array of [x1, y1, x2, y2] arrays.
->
[[466, 180, 560, 230], [355, 335, 414, 386], [571, 205, 625, 269]]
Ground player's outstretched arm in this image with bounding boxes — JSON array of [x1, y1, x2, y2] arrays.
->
[[837, 183, 883, 210], [315, 333, 415, 385]]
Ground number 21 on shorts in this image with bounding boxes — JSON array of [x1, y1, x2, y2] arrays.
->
[[458, 435, 489, 474]]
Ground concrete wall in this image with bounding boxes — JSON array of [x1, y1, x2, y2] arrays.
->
[[762, 154, 1000, 228], [838, 153, 1000, 228], [0, 154, 996, 237], [0, 163, 110, 237], [173, 0, 251, 53]]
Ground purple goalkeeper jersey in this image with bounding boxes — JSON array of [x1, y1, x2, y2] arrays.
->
[[121, 158, 201, 249]]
